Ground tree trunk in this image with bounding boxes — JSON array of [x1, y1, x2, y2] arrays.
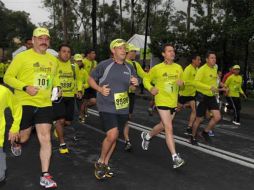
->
[[243, 40, 249, 92], [186, 0, 192, 33], [119, 0, 123, 37], [91, 0, 97, 50], [62, 0, 68, 43], [131, 0, 135, 35]]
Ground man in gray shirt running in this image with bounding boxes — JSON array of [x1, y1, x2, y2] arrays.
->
[[88, 39, 138, 180]]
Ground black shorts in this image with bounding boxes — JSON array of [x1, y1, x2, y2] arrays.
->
[[99, 112, 129, 132], [128, 93, 136, 114], [84, 87, 96, 99], [178, 96, 195, 105], [20, 106, 53, 130], [196, 92, 219, 117], [157, 106, 177, 114], [53, 97, 75, 121]]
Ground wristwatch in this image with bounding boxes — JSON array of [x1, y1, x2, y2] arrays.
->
[[22, 86, 28, 91]]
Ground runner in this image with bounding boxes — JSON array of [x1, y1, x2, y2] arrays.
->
[[190, 51, 221, 145], [82, 49, 97, 118], [88, 39, 138, 179], [52, 44, 82, 153], [141, 43, 185, 169], [4, 27, 58, 188], [224, 65, 247, 126], [124, 43, 146, 151], [0, 85, 21, 185], [73, 54, 89, 124], [178, 54, 201, 136]]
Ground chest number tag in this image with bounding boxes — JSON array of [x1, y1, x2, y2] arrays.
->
[[34, 73, 50, 89], [114, 92, 129, 110]]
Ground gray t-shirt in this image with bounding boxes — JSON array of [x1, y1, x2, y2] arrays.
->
[[91, 58, 137, 114]]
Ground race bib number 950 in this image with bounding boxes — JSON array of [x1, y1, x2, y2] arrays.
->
[[114, 92, 129, 110]]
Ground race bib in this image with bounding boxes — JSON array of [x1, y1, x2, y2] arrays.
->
[[60, 78, 74, 91], [165, 81, 176, 93], [114, 92, 129, 110], [34, 72, 50, 89]]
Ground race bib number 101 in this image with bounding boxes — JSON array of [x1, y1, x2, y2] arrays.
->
[[34, 73, 50, 89]]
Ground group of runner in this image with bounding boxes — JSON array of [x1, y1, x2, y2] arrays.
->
[[0, 27, 247, 187]]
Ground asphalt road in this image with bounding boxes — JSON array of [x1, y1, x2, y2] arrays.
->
[[2, 96, 254, 190]]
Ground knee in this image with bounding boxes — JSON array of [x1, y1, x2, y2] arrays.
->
[[106, 129, 118, 143], [213, 114, 221, 122]]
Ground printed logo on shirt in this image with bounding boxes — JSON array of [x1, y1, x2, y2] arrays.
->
[[123, 71, 130, 75], [33, 62, 40, 67]]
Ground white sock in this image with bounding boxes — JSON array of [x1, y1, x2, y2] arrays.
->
[[145, 133, 151, 140], [172, 154, 177, 160]]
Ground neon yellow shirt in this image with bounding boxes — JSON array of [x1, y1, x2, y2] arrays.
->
[[83, 58, 97, 74], [0, 63, 4, 78], [4, 49, 58, 107], [54, 59, 79, 97], [225, 74, 244, 97], [143, 62, 183, 108], [179, 64, 198, 97], [76, 64, 89, 93], [0, 85, 22, 147], [195, 63, 217, 96]]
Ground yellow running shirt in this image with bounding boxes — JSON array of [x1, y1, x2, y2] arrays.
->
[[195, 63, 217, 96], [143, 62, 183, 108], [83, 58, 97, 74], [0, 85, 21, 147], [225, 74, 244, 97], [4, 49, 58, 107], [179, 64, 198, 97]]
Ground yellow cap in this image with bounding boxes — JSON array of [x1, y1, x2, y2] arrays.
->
[[126, 43, 140, 52], [110, 39, 126, 49], [33, 27, 50, 37], [74, 54, 83, 61], [233, 65, 240, 70]]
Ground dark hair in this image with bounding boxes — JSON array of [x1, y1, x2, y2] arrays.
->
[[25, 38, 32, 43], [85, 49, 95, 56], [162, 43, 174, 53], [206, 51, 216, 58], [58, 44, 72, 52], [190, 53, 200, 61]]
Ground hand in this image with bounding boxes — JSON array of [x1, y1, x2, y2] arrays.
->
[[176, 79, 184, 87], [99, 84, 111, 96], [8, 131, 19, 144], [210, 86, 218, 94], [77, 91, 83, 99], [150, 87, 159, 96], [130, 76, 139, 86], [25, 86, 39, 96]]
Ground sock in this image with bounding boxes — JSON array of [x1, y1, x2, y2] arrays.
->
[[145, 133, 151, 140], [172, 154, 177, 160], [42, 172, 49, 176]]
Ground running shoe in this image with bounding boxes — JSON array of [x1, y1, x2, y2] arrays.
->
[[124, 140, 132, 152], [173, 154, 185, 169], [190, 136, 198, 145], [105, 165, 114, 178], [59, 144, 69, 154], [94, 162, 106, 180], [202, 130, 212, 143], [40, 174, 57, 189], [79, 116, 85, 124], [147, 108, 153, 116], [11, 143, 22, 157], [232, 121, 241, 126], [184, 127, 192, 136], [208, 130, 215, 137], [141, 132, 150, 150]]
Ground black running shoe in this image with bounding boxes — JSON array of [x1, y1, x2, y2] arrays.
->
[[202, 130, 212, 143], [190, 136, 198, 145], [94, 162, 106, 180], [124, 141, 132, 152], [184, 127, 192, 136]]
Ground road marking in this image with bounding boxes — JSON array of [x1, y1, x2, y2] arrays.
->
[[88, 109, 254, 169]]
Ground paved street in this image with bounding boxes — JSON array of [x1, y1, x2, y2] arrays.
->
[[2, 96, 254, 190]]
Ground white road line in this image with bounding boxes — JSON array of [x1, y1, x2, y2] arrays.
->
[[87, 109, 254, 169]]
